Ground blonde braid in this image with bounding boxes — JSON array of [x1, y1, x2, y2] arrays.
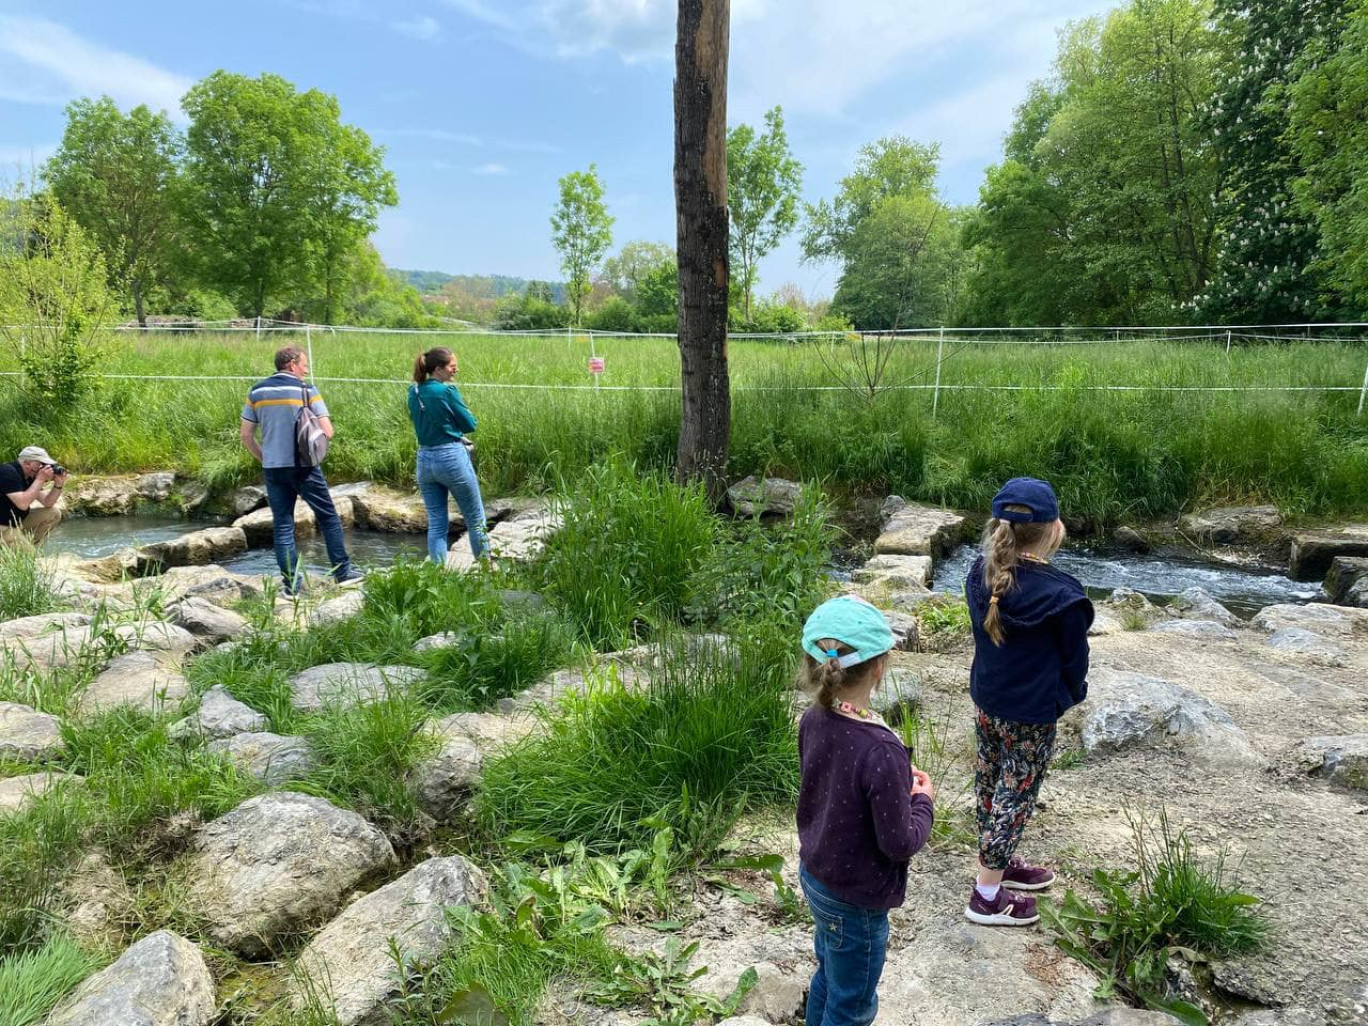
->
[[981, 518, 1018, 646]]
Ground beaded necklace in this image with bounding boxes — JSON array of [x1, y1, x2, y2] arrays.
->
[[1018, 552, 1050, 565]]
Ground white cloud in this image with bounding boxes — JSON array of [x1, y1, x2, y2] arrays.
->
[[0, 16, 193, 115], [472, 162, 510, 175], [388, 127, 486, 146], [393, 16, 443, 41]]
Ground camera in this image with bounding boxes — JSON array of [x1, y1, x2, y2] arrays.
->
[[52, 465, 66, 476]]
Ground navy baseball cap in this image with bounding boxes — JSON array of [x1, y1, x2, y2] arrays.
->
[[991, 477, 1059, 523]]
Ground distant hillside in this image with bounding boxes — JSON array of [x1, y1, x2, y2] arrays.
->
[[389, 269, 565, 303]]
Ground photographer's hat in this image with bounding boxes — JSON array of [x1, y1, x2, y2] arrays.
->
[[802, 596, 894, 669], [16, 446, 56, 466]]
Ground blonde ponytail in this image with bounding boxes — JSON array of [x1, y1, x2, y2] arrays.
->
[[981, 518, 1017, 646]]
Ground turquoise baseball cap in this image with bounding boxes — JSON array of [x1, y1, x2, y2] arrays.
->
[[802, 596, 894, 669]]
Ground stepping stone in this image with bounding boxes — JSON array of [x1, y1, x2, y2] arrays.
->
[[137, 526, 248, 571], [1265, 628, 1348, 667], [289, 856, 486, 1026], [1289, 525, 1368, 581], [289, 662, 426, 712], [414, 631, 461, 652], [1322, 556, 1368, 607], [170, 596, 250, 643], [413, 737, 483, 821], [231, 485, 267, 515], [184, 792, 396, 957], [345, 486, 427, 532], [308, 590, 365, 628], [0, 771, 80, 816], [1296, 734, 1368, 792], [0, 701, 64, 761], [1169, 586, 1238, 627], [725, 476, 805, 517], [207, 732, 315, 785], [233, 500, 319, 546], [1078, 668, 1261, 768], [0, 612, 95, 670], [113, 620, 199, 658], [1179, 506, 1283, 545], [45, 930, 215, 1026], [170, 685, 267, 740], [1147, 619, 1237, 641], [1251, 603, 1367, 638], [851, 553, 934, 590], [874, 500, 967, 558], [81, 652, 189, 716]]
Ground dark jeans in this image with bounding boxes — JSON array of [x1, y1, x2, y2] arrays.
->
[[262, 466, 351, 589], [800, 864, 890, 1026]]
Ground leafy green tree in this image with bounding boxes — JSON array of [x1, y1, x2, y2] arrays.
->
[[44, 97, 183, 326], [727, 107, 803, 322], [1196, 0, 1346, 322], [526, 280, 556, 304], [636, 260, 679, 323], [180, 71, 396, 320], [550, 164, 614, 326], [1288, 0, 1368, 312], [600, 240, 673, 300]]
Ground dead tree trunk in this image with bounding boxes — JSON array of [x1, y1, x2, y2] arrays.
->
[[674, 0, 731, 502]]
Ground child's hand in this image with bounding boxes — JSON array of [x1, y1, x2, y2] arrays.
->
[[910, 768, 936, 801]]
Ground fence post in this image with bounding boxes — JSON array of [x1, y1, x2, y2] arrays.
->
[[1358, 358, 1368, 417], [932, 326, 946, 420], [255, 315, 261, 340], [1225, 329, 1232, 355], [306, 323, 314, 379]]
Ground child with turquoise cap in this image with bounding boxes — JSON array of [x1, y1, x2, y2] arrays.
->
[[795, 595, 936, 1026]]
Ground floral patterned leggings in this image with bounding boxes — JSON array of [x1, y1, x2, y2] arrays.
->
[[974, 707, 1057, 871]]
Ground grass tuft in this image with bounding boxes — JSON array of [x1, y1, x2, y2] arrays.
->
[[0, 933, 105, 1026]]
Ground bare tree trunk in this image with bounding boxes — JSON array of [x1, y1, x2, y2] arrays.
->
[[132, 278, 147, 328], [674, 0, 731, 503]]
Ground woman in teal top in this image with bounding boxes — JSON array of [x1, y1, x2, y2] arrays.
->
[[408, 347, 489, 563]]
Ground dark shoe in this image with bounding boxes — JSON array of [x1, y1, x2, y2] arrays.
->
[[964, 886, 1039, 926], [335, 568, 366, 587], [1001, 856, 1055, 891], [282, 576, 309, 598]]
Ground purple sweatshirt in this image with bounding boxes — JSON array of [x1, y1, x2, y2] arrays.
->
[[797, 705, 936, 909]]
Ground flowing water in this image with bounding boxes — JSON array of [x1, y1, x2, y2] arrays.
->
[[932, 543, 1318, 618]]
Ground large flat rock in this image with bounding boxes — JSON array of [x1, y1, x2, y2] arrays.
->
[[1297, 735, 1368, 792], [413, 736, 483, 821], [1076, 668, 1261, 768], [345, 485, 428, 533], [1289, 525, 1368, 581], [289, 662, 426, 712], [185, 792, 396, 957], [45, 929, 215, 1026], [0, 701, 65, 761], [447, 504, 561, 570], [207, 731, 315, 785], [137, 526, 248, 571], [851, 553, 934, 591], [1251, 603, 1368, 638], [81, 652, 190, 716], [169, 596, 250, 643], [233, 496, 355, 545], [1322, 556, 1368, 607], [0, 612, 95, 670], [1178, 506, 1283, 545], [725, 476, 805, 517], [170, 685, 267, 740], [290, 856, 486, 1025], [874, 501, 967, 558]]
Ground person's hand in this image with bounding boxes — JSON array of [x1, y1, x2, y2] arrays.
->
[[36, 465, 54, 483], [910, 767, 936, 801], [53, 469, 69, 487]]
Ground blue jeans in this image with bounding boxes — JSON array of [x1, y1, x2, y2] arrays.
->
[[800, 865, 890, 1026], [416, 443, 488, 564], [262, 466, 352, 589]]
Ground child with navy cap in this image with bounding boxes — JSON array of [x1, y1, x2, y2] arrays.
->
[[796, 595, 936, 1026], [963, 477, 1092, 926]]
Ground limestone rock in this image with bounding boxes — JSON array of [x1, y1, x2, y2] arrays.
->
[[346, 486, 427, 533], [1251, 603, 1366, 638], [184, 572, 266, 607], [308, 590, 365, 628], [0, 612, 95, 670], [1169, 586, 1239, 627], [138, 527, 248, 571], [1147, 619, 1238, 641], [725, 476, 805, 517], [735, 961, 805, 1021], [497, 589, 548, 613], [413, 736, 483, 821], [290, 856, 486, 1026], [1102, 588, 1162, 624], [1265, 627, 1348, 666], [449, 504, 562, 569], [234, 499, 319, 546], [1179, 506, 1283, 545], [208, 732, 314, 785], [1113, 526, 1151, 553], [44, 930, 215, 1026], [0, 701, 65, 761], [429, 711, 536, 752], [113, 620, 199, 658], [63, 476, 141, 516], [1077, 668, 1260, 768], [871, 670, 922, 726], [61, 852, 137, 949], [81, 652, 189, 715], [885, 609, 919, 651], [0, 771, 79, 816], [1224, 1009, 1329, 1026], [1322, 555, 1368, 607], [1289, 525, 1368, 581], [185, 792, 396, 957], [874, 502, 967, 558], [1297, 735, 1368, 792], [717, 1018, 773, 1026], [170, 685, 267, 740], [982, 1013, 1183, 1026], [172, 480, 211, 515], [290, 663, 426, 712], [851, 553, 934, 591], [1088, 612, 1124, 636], [413, 631, 461, 652], [170, 596, 250, 643], [135, 471, 178, 502], [231, 485, 268, 515]]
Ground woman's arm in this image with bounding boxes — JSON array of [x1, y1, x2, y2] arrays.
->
[[445, 386, 478, 433]]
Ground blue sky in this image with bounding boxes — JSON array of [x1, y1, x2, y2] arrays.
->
[[0, 0, 1108, 300]]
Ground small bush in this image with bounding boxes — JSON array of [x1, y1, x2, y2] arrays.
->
[[1043, 807, 1266, 1021], [0, 933, 105, 1026], [418, 614, 577, 713]]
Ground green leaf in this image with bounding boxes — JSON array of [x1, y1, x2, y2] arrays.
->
[[437, 986, 509, 1026]]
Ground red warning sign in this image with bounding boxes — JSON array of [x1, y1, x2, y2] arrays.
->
[[588, 357, 606, 374]]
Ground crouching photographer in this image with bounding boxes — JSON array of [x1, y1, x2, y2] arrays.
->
[[0, 446, 68, 548]]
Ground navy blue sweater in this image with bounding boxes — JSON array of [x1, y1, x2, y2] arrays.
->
[[797, 706, 935, 909], [966, 555, 1093, 724]]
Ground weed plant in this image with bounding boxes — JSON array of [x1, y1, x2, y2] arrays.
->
[[0, 933, 105, 1026], [1042, 807, 1266, 1024], [477, 636, 799, 861], [0, 544, 65, 622]]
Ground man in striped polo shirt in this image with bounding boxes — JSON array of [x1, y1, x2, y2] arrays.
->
[[240, 346, 362, 595]]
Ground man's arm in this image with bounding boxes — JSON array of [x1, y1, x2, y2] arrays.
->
[[36, 469, 68, 508], [316, 416, 335, 440], [240, 418, 264, 461], [6, 467, 53, 513]]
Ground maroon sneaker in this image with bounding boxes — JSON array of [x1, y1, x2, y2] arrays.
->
[[964, 886, 1040, 926], [1001, 856, 1055, 892]]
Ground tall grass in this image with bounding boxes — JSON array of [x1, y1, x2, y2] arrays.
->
[[0, 934, 105, 1026], [476, 635, 799, 860], [0, 545, 64, 622]]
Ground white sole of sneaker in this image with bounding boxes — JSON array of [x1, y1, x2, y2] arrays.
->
[[963, 905, 1041, 927], [999, 877, 1055, 892]]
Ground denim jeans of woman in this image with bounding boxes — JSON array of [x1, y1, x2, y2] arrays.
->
[[416, 442, 488, 564], [799, 864, 890, 1026]]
